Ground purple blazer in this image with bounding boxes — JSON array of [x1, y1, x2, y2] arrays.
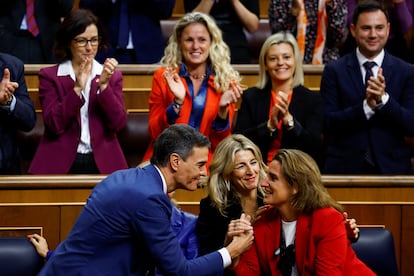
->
[[29, 64, 128, 174]]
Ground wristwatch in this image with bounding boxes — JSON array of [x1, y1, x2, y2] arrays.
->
[[172, 100, 183, 110], [286, 119, 294, 130], [2, 95, 12, 106]]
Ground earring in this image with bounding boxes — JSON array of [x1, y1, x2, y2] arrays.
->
[[224, 179, 231, 191]]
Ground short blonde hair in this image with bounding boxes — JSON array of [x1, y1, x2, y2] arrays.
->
[[161, 12, 241, 92], [256, 31, 304, 89]]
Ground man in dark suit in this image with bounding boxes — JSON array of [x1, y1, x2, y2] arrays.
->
[[80, 0, 175, 64], [39, 124, 254, 275], [0, 0, 74, 63], [0, 53, 36, 174], [320, 0, 414, 174]]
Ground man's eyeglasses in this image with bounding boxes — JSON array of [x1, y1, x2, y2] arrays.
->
[[73, 37, 100, 47]]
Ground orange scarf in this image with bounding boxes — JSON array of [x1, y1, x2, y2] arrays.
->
[[296, 0, 327, 64]]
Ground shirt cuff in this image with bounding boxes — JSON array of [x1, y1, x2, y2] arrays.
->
[[212, 115, 229, 131], [218, 247, 232, 268], [363, 99, 375, 119], [166, 104, 179, 125], [8, 95, 16, 111]]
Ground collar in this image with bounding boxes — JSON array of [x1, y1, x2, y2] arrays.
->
[[153, 165, 167, 194], [356, 48, 385, 68], [57, 59, 103, 81], [178, 63, 214, 78]]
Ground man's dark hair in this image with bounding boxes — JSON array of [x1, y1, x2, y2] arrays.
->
[[150, 124, 211, 166], [352, 0, 389, 25]]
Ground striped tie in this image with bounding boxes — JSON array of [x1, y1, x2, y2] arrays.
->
[[26, 0, 39, 37]]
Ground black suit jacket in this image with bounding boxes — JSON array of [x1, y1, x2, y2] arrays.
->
[[0, 0, 73, 63], [320, 51, 414, 174], [0, 53, 35, 173], [234, 84, 323, 167]]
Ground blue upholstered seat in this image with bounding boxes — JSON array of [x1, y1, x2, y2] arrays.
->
[[0, 237, 44, 276], [351, 227, 399, 276]]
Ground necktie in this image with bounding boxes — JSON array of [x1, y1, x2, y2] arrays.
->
[[118, 0, 129, 48], [26, 0, 39, 37], [363, 61, 377, 168], [363, 61, 376, 86]]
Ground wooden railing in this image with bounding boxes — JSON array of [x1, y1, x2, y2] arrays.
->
[[0, 175, 413, 275], [24, 64, 324, 112]]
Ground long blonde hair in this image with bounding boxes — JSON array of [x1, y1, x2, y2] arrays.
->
[[202, 134, 267, 217], [160, 12, 241, 92]]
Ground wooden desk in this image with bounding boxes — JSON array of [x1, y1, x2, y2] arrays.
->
[[0, 175, 413, 275]]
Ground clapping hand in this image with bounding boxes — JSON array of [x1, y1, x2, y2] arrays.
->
[[164, 67, 186, 103]]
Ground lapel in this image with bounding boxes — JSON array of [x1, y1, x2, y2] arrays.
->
[[346, 52, 366, 99], [294, 213, 312, 275]]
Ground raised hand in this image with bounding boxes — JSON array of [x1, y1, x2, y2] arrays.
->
[[0, 68, 18, 104], [99, 58, 118, 91], [163, 67, 186, 102]]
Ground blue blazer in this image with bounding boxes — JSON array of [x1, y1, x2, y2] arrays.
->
[[39, 165, 224, 275], [320, 51, 414, 174], [0, 53, 36, 173], [79, 0, 175, 64]]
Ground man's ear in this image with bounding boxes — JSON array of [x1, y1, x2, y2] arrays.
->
[[169, 153, 181, 172], [350, 24, 356, 38]]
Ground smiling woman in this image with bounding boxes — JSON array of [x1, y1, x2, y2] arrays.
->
[[234, 149, 376, 275], [28, 9, 128, 174], [143, 12, 245, 167], [233, 31, 324, 168], [195, 134, 268, 275]]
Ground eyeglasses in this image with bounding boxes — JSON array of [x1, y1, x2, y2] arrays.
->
[[73, 37, 100, 47]]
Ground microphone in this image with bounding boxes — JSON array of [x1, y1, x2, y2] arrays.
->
[[274, 248, 281, 256]]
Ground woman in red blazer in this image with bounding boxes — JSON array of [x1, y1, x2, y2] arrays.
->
[[143, 12, 244, 163], [234, 149, 375, 275], [29, 9, 128, 174]]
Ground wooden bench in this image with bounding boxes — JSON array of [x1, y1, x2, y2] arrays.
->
[[0, 175, 413, 275]]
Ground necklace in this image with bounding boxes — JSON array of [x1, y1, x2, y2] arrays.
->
[[189, 73, 207, 80]]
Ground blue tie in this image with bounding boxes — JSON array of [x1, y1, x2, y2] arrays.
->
[[118, 0, 129, 48], [364, 61, 376, 86]]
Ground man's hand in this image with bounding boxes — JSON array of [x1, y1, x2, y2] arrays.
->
[[366, 68, 386, 110], [0, 68, 18, 105], [225, 213, 254, 259]]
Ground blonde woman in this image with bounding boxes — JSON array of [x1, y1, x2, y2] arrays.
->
[[234, 32, 323, 167], [196, 134, 268, 274], [143, 12, 243, 163]]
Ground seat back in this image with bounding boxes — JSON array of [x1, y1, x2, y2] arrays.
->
[[351, 227, 399, 276], [0, 237, 44, 276]]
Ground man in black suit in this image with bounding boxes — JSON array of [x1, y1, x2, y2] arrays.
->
[[0, 53, 36, 174], [0, 0, 73, 63], [320, 0, 414, 174]]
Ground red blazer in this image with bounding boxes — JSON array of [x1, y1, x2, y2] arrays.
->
[[235, 207, 375, 276], [29, 64, 128, 174], [143, 67, 235, 162]]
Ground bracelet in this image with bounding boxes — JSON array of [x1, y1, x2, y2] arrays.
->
[[267, 120, 276, 134], [173, 100, 183, 110]]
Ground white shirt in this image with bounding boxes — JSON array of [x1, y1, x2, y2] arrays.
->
[[153, 164, 232, 268], [356, 48, 389, 119], [57, 59, 103, 154]]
